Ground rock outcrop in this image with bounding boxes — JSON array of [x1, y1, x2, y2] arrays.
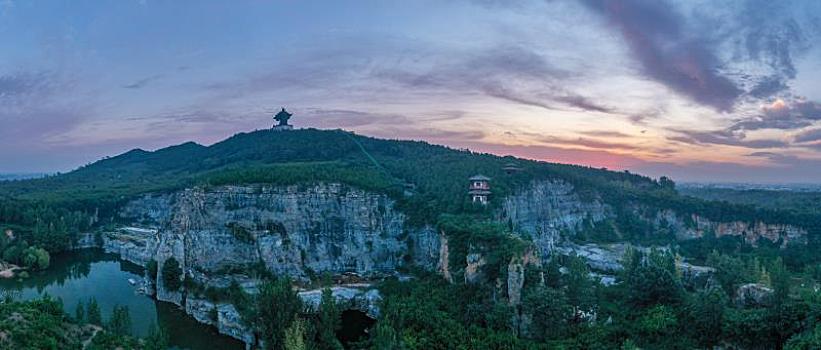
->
[[299, 286, 382, 318], [464, 252, 486, 284], [503, 180, 807, 264], [118, 184, 440, 280], [735, 283, 774, 307], [99, 183, 439, 346], [217, 304, 255, 345], [77, 179, 806, 346], [501, 180, 608, 260]]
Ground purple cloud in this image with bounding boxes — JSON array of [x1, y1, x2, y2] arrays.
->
[[794, 128, 821, 143], [731, 98, 821, 131], [669, 129, 787, 149], [581, 0, 742, 111]]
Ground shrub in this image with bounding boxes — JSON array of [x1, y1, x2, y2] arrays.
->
[[161, 257, 183, 291], [146, 259, 158, 280]]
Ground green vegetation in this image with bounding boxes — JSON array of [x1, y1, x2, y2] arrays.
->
[[681, 186, 821, 216], [161, 257, 183, 291], [242, 277, 305, 350], [87, 297, 102, 325], [316, 286, 343, 350], [360, 246, 821, 350], [0, 229, 51, 276], [0, 296, 163, 350], [0, 296, 80, 349], [438, 214, 529, 281], [369, 273, 542, 349], [284, 318, 309, 350], [146, 259, 158, 280], [107, 305, 132, 336], [2, 128, 821, 348], [4, 128, 816, 255]]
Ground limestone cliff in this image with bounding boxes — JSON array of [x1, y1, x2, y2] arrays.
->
[[500, 180, 607, 260], [104, 183, 440, 346], [110, 180, 806, 286], [501, 180, 807, 262], [118, 184, 440, 281], [91, 179, 808, 346]]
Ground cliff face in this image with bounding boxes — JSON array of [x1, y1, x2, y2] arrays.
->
[[500, 180, 608, 260], [113, 180, 806, 285], [118, 184, 440, 281], [501, 181, 807, 260], [682, 214, 806, 246], [105, 184, 419, 346], [96, 179, 808, 346]]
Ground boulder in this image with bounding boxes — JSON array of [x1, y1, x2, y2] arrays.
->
[[735, 283, 774, 307]]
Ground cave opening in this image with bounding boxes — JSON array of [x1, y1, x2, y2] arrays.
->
[[337, 309, 376, 348]]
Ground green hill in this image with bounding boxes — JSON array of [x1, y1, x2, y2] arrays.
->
[[0, 128, 818, 253]]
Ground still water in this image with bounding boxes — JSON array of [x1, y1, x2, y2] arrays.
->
[[0, 249, 244, 350]]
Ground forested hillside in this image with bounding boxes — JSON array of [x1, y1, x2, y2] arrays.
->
[[2, 128, 821, 349], [681, 187, 821, 216], [2, 128, 816, 248]]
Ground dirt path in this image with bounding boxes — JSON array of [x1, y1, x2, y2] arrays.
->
[[81, 325, 103, 350]]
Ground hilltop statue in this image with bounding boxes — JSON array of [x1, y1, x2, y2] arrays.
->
[[273, 108, 294, 131]]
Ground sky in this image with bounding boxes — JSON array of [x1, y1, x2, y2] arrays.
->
[[1, 0, 821, 183]]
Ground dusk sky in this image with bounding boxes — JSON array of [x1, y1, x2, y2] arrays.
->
[[2, 0, 821, 183]]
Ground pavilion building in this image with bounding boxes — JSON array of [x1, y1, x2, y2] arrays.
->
[[468, 175, 491, 205]]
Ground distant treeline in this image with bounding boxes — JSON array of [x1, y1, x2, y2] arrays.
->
[[0, 128, 818, 259]]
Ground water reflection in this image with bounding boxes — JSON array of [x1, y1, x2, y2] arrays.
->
[[0, 249, 243, 350]]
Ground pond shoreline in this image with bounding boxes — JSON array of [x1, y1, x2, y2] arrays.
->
[[71, 231, 383, 349], [71, 232, 259, 347], [0, 261, 21, 279], [0, 248, 245, 350]]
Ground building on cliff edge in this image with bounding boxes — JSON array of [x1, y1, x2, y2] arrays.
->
[[468, 175, 491, 205]]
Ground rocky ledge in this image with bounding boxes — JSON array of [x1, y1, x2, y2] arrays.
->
[[68, 180, 808, 347]]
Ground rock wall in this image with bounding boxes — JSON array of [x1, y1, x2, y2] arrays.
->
[[502, 181, 808, 263], [685, 214, 805, 246], [103, 183, 439, 346], [117, 184, 441, 280], [107, 180, 807, 287], [501, 180, 608, 260], [85, 179, 807, 346]]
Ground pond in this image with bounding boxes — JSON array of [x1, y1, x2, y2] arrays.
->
[[0, 249, 244, 350]]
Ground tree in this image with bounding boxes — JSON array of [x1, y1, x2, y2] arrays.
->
[[369, 322, 399, 350], [284, 318, 309, 350], [74, 300, 85, 323], [161, 257, 183, 291], [86, 297, 102, 325], [723, 308, 773, 349], [145, 322, 170, 350], [146, 259, 158, 280], [34, 247, 50, 270], [707, 251, 747, 296], [523, 287, 572, 340], [251, 277, 303, 350], [634, 305, 681, 348], [544, 258, 562, 288], [685, 286, 727, 348], [565, 255, 595, 318], [14, 246, 51, 270], [620, 246, 642, 281], [316, 287, 343, 350], [770, 257, 790, 303], [627, 250, 683, 307], [658, 176, 676, 192], [2, 244, 23, 264], [785, 324, 821, 350], [107, 305, 132, 336]]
